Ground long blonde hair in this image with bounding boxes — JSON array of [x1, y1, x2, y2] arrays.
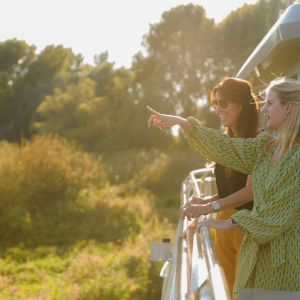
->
[[264, 77, 300, 155]]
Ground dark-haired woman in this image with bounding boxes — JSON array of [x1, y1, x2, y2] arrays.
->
[[150, 77, 266, 297], [184, 78, 266, 296]]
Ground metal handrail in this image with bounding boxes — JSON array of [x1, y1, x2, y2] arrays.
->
[[160, 168, 231, 300], [198, 219, 229, 300]]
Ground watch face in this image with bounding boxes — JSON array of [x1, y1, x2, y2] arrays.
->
[[212, 202, 220, 210]]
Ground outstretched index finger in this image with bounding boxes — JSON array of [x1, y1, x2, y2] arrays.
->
[[147, 106, 160, 117]]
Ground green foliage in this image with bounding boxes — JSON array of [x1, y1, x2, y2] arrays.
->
[[103, 148, 205, 195], [0, 236, 169, 300], [132, 4, 220, 130], [103, 148, 206, 224], [33, 63, 174, 152], [2, 1, 293, 151], [0, 135, 177, 299], [0, 134, 107, 247], [0, 40, 84, 143]]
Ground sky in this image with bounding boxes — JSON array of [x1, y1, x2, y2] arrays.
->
[[0, 0, 258, 69]]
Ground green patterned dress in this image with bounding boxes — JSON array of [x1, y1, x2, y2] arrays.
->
[[184, 117, 300, 299]]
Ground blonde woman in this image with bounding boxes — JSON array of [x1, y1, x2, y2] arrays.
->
[[147, 78, 300, 299]]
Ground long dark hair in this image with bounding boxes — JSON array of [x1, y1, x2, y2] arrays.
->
[[210, 77, 260, 177]]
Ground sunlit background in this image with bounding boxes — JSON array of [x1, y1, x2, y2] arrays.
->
[[0, 0, 258, 137], [1, 0, 257, 68]]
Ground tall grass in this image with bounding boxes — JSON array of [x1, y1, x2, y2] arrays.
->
[[0, 184, 173, 300]]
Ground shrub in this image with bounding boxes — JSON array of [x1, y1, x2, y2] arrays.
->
[[104, 149, 206, 196], [0, 134, 107, 247]]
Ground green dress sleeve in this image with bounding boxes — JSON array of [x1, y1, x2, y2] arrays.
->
[[232, 189, 300, 244], [232, 152, 300, 245], [184, 117, 272, 175]]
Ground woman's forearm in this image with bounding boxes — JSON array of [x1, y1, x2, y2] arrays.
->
[[217, 192, 252, 211], [215, 184, 253, 211], [178, 118, 192, 131], [209, 194, 218, 202]]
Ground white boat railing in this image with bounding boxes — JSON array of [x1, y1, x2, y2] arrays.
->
[[160, 168, 231, 300]]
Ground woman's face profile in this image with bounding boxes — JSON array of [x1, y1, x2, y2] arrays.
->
[[215, 91, 242, 130], [261, 90, 288, 131]]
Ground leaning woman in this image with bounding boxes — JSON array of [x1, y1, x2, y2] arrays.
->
[[181, 77, 265, 297], [147, 77, 300, 299]]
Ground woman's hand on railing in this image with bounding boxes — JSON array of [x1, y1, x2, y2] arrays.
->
[[189, 195, 214, 205], [182, 203, 213, 221], [147, 106, 192, 131], [197, 219, 233, 232]]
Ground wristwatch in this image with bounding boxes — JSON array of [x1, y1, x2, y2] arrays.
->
[[211, 201, 220, 212], [231, 217, 240, 229]]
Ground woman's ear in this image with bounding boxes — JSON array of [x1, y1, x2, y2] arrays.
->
[[237, 102, 243, 112], [286, 102, 293, 116]]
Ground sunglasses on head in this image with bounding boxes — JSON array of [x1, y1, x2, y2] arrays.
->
[[211, 99, 231, 110]]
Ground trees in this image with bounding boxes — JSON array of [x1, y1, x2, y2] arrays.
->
[[1, 1, 295, 150], [132, 4, 221, 127], [0, 39, 36, 142], [0, 39, 84, 143]]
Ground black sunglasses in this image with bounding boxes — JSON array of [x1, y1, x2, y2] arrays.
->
[[211, 99, 231, 110]]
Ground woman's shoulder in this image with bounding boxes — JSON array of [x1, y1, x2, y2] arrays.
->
[[254, 129, 273, 145], [254, 128, 272, 138]]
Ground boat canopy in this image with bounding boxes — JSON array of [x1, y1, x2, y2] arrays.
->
[[237, 4, 300, 88]]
